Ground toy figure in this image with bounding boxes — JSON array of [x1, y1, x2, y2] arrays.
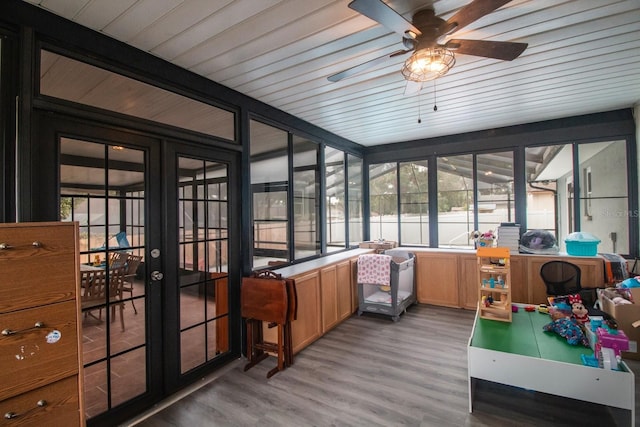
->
[[569, 294, 589, 324]]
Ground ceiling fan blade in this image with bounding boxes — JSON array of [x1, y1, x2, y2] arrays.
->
[[327, 49, 411, 82], [445, 39, 527, 60], [441, 0, 513, 35], [349, 0, 421, 38]]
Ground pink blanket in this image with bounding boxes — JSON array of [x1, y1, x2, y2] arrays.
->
[[357, 254, 391, 286]]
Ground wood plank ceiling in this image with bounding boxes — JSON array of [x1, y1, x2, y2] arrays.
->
[[22, 0, 640, 147]]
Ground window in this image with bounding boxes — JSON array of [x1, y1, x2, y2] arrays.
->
[[250, 120, 289, 268], [476, 151, 514, 234], [348, 155, 364, 245], [399, 161, 428, 245], [40, 50, 235, 141], [325, 146, 345, 252], [369, 163, 398, 242], [577, 140, 628, 254], [525, 144, 565, 237], [525, 140, 629, 254], [437, 155, 474, 248], [250, 119, 363, 267], [292, 135, 320, 260]]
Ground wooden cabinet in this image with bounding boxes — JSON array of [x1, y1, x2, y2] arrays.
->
[[320, 266, 339, 332], [288, 272, 322, 354], [459, 253, 479, 310], [477, 247, 512, 322], [336, 261, 353, 322], [269, 252, 363, 355], [415, 249, 606, 309], [509, 256, 528, 304], [415, 252, 459, 307], [526, 255, 605, 304], [0, 222, 83, 425], [319, 261, 353, 333]]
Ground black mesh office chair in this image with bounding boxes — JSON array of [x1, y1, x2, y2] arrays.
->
[[540, 261, 582, 296], [540, 260, 608, 318]]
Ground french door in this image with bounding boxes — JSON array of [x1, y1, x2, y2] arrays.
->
[[162, 141, 240, 392], [37, 114, 239, 426]]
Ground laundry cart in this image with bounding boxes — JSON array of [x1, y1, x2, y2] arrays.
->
[[357, 249, 416, 321]]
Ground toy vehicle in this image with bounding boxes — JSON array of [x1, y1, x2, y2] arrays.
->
[[538, 304, 549, 314]]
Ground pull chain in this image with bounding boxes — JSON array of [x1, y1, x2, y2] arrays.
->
[[417, 91, 422, 124], [433, 80, 438, 112]]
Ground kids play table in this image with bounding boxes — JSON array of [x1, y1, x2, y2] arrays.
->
[[468, 304, 635, 426]]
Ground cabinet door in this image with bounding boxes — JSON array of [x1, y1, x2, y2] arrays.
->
[[509, 255, 528, 304], [458, 254, 479, 310], [527, 255, 604, 304], [320, 266, 339, 332], [290, 272, 322, 354], [336, 261, 352, 321], [527, 256, 559, 304], [416, 253, 459, 307], [571, 258, 605, 288]]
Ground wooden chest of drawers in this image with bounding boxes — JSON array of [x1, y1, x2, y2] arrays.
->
[[0, 222, 83, 426]]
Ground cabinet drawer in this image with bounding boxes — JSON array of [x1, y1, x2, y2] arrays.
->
[[0, 375, 80, 427], [0, 300, 79, 401], [0, 223, 78, 313]]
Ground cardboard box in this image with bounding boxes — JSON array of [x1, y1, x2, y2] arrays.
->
[[359, 241, 397, 253], [598, 288, 640, 360]]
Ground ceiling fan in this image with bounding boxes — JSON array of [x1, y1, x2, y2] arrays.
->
[[328, 0, 528, 84]]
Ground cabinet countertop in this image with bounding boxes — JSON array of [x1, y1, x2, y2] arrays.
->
[[273, 248, 372, 278]]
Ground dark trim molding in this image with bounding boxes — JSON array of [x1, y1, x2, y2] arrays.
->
[[366, 109, 636, 163]]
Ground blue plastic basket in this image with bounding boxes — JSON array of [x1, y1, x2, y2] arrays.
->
[[566, 241, 598, 256], [565, 232, 600, 256]]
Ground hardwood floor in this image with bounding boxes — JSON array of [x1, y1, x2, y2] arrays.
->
[[128, 304, 640, 427]]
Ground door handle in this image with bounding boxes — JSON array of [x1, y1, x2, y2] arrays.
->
[[151, 270, 164, 281]]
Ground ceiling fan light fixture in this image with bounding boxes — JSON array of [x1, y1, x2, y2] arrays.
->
[[401, 47, 455, 82]]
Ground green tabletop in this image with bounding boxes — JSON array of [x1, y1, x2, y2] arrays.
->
[[471, 308, 593, 365]]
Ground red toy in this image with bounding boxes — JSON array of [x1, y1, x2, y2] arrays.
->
[[525, 305, 535, 312], [569, 294, 589, 324]]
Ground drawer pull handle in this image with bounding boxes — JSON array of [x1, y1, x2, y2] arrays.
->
[[1, 322, 45, 336], [4, 400, 47, 420], [0, 242, 43, 249]]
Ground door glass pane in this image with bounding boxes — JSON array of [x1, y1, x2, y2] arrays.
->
[[369, 163, 398, 242], [400, 160, 428, 245], [578, 140, 629, 254], [177, 157, 229, 374], [250, 120, 289, 268], [348, 155, 364, 245], [60, 138, 147, 420], [293, 135, 320, 260], [437, 155, 473, 248], [326, 146, 345, 252], [477, 151, 514, 234]]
